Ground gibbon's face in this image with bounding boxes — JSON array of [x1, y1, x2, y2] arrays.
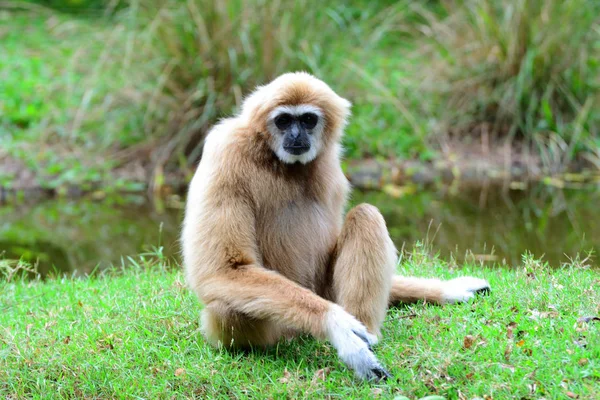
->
[[267, 104, 325, 164]]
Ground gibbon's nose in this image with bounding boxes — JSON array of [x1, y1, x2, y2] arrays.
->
[[289, 124, 301, 139]]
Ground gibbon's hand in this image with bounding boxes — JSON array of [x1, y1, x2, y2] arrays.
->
[[325, 305, 391, 381], [441, 276, 491, 304]]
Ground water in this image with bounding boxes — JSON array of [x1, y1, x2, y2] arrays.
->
[[354, 185, 600, 266], [1, 184, 599, 278], [0, 198, 183, 277]]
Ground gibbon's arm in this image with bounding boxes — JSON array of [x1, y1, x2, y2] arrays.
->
[[185, 192, 390, 381]]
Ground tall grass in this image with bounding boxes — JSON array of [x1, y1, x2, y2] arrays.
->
[[1, 0, 406, 189], [413, 0, 600, 169], [129, 0, 320, 184], [109, 0, 406, 186], [4, 0, 600, 190]]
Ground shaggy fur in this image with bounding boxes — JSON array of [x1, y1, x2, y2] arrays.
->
[[182, 72, 490, 379]]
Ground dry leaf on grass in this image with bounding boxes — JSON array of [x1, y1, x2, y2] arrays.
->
[[463, 335, 475, 349], [507, 321, 517, 339], [311, 367, 330, 384], [278, 369, 291, 384], [504, 343, 513, 361]]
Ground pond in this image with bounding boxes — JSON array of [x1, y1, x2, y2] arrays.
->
[[1, 184, 599, 278]]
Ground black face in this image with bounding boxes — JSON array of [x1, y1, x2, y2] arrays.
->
[[275, 112, 319, 155]]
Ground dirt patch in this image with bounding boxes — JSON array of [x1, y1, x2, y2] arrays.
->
[[1, 140, 597, 204], [0, 150, 38, 190], [0, 147, 187, 204], [346, 138, 596, 190]]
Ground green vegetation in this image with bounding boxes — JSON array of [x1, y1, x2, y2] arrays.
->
[[2, 3, 598, 398], [1, 0, 599, 190], [1, 251, 599, 399], [414, 0, 600, 170]]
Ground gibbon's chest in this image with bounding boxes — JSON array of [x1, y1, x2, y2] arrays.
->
[[255, 196, 339, 290]]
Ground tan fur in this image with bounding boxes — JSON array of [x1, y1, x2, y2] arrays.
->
[[389, 277, 447, 304], [182, 72, 486, 352], [329, 204, 396, 335]]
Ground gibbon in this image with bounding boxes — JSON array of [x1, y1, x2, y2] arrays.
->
[[182, 72, 490, 381]]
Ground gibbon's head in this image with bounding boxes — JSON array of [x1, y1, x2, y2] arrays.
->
[[241, 72, 351, 164]]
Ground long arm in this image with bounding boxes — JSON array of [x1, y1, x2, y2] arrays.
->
[[201, 265, 330, 338]]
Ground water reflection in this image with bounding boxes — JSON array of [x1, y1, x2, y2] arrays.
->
[[1, 184, 598, 278], [0, 199, 182, 277], [351, 184, 600, 267]]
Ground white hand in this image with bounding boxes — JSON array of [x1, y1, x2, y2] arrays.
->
[[325, 304, 390, 381]]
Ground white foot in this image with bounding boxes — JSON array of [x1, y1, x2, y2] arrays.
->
[[441, 277, 491, 304], [325, 305, 390, 381]]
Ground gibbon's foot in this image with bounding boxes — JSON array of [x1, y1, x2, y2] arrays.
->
[[325, 305, 391, 381], [441, 277, 491, 304]]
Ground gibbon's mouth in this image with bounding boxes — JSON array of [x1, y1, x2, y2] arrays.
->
[[284, 146, 310, 155]]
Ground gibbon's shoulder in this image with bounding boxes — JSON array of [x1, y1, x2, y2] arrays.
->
[[202, 115, 274, 171], [197, 117, 262, 186], [202, 118, 243, 157]]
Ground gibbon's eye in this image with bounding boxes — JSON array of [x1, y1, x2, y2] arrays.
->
[[275, 113, 293, 130], [300, 113, 318, 129]]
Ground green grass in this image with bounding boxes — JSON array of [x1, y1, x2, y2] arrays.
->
[[0, 10, 145, 189], [1, 251, 599, 399]]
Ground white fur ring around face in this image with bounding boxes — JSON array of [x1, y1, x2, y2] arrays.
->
[[441, 276, 491, 304]]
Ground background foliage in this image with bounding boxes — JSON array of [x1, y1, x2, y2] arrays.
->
[[1, 0, 599, 188]]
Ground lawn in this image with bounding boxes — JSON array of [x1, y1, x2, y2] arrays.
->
[[1, 251, 598, 399]]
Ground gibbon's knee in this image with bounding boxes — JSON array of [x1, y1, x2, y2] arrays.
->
[[343, 204, 392, 244], [332, 203, 397, 335], [201, 302, 283, 349]]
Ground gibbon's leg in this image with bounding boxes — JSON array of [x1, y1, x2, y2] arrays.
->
[[331, 204, 397, 337], [389, 275, 491, 305], [329, 205, 491, 315], [201, 303, 285, 348], [198, 268, 324, 349]]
